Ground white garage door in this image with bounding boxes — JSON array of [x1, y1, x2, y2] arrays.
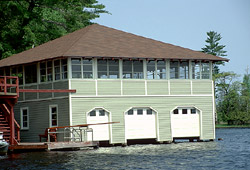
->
[[171, 107, 200, 138], [125, 108, 157, 140], [87, 109, 110, 141]]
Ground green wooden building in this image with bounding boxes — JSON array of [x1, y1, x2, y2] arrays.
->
[[0, 24, 228, 144]]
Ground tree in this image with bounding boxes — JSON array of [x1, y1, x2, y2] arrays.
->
[[0, 0, 108, 59], [215, 72, 239, 123], [202, 31, 227, 75]]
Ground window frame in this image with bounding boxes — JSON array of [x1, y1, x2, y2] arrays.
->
[[20, 107, 29, 130], [123, 59, 144, 79], [49, 105, 58, 127]]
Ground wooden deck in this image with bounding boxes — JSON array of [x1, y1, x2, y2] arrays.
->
[[8, 141, 99, 152]]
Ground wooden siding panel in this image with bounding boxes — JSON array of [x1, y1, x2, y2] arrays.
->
[[98, 80, 121, 95], [192, 80, 212, 94], [38, 83, 52, 99], [147, 80, 169, 95], [71, 96, 214, 144], [24, 85, 38, 100], [123, 80, 145, 95], [170, 80, 191, 95], [53, 81, 69, 97], [71, 80, 96, 95], [14, 98, 69, 142]]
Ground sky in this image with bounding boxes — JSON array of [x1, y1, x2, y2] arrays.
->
[[94, 0, 250, 78]]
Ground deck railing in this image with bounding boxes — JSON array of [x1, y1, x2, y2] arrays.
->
[[0, 76, 19, 97], [47, 126, 93, 142]]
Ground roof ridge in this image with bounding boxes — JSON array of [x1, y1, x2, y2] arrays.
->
[[61, 24, 94, 56]]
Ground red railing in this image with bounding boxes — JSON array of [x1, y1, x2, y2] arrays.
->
[[0, 76, 19, 97]]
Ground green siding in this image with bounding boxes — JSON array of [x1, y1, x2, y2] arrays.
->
[[192, 80, 212, 94], [14, 98, 69, 142], [71, 96, 214, 144], [38, 83, 52, 99], [170, 80, 191, 95], [24, 85, 38, 100], [54, 81, 69, 97], [98, 80, 121, 95], [123, 80, 145, 95], [71, 80, 96, 95], [147, 80, 169, 95]]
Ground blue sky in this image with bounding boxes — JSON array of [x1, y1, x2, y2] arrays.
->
[[94, 0, 250, 77]]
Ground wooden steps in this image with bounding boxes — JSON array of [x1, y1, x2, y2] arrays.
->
[[0, 112, 10, 142]]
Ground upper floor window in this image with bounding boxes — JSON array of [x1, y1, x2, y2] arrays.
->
[[25, 64, 37, 84], [201, 62, 210, 79], [11, 66, 23, 85], [54, 59, 68, 80], [192, 61, 210, 79], [83, 59, 93, 78], [170, 61, 189, 79], [97, 59, 119, 79], [147, 60, 166, 79], [71, 58, 93, 79], [71, 58, 82, 78], [123, 60, 143, 79], [40, 61, 52, 82]]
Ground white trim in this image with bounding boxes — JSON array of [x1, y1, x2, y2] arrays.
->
[[124, 106, 159, 143], [95, 79, 98, 96], [168, 80, 171, 95], [86, 107, 112, 143], [17, 96, 68, 103], [190, 80, 193, 95], [69, 79, 72, 126], [212, 80, 215, 139], [20, 107, 29, 130], [71, 94, 214, 98], [121, 79, 123, 95], [49, 104, 58, 127], [170, 106, 203, 140]]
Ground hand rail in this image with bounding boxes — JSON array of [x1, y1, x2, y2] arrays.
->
[[0, 76, 19, 97], [48, 121, 120, 130]]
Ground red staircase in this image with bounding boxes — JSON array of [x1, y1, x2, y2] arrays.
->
[[0, 76, 20, 145], [0, 111, 11, 142]]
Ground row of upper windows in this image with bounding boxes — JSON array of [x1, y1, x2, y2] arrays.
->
[[71, 58, 211, 80], [0, 58, 211, 85]]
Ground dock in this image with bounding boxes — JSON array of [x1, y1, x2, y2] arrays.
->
[[8, 141, 99, 152]]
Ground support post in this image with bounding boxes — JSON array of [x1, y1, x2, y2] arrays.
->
[[10, 105, 15, 145]]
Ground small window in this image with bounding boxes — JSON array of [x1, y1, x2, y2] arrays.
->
[[128, 109, 133, 115], [99, 110, 105, 116], [182, 109, 188, 114], [191, 109, 196, 114], [50, 105, 58, 127], [21, 107, 29, 130], [173, 109, 178, 114], [137, 109, 143, 115], [147, 109, 153, 115], [90, 110, 96, 116]]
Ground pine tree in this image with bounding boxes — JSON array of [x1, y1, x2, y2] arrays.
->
[[202, 31, 227, 74]]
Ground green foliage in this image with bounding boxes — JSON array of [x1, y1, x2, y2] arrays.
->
[[0, 0, 108, 59], [216, 70, 250, 125], [202, 31, 227, 74]]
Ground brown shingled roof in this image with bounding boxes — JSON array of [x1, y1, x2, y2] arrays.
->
[[0, 24, 228, 67]]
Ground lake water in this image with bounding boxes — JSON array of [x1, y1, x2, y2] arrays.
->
[[1, 128, 250, 170]]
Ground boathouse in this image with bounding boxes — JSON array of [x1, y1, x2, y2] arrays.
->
[[0, 24, 228, 145]]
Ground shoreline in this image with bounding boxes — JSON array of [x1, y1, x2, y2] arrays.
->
[[216, 124, 250, 128]]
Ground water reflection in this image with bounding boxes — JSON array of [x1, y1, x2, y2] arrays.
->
[[1, 128, 250, 170]]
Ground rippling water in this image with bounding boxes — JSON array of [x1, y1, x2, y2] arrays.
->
[[1, 128, 250, 170]]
